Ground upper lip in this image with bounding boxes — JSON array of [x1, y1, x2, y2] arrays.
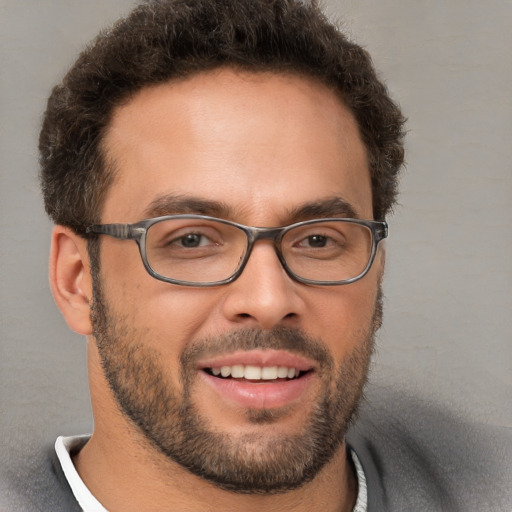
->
[[197, 349, 316, 372]]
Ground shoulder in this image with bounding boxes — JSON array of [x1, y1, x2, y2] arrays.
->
[[0, 440, 82, 512], [347, 386, 512, 512]]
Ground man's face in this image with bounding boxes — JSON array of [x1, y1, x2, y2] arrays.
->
[[92, 69, 382, 492]]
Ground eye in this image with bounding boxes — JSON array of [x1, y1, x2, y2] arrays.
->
[[295, 233, 339, 249], [155, 225, 222, 252], [175, 232, 213, 248], [286, 224, 349, 260], [146, 220, 233, 263], [301, 234, 328, 248]]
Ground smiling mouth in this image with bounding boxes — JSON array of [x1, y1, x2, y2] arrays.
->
[[204, 365, 311, 381]]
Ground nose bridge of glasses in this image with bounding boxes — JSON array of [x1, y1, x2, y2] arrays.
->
[[245, 226, 287, 255], [241, 226, 287, 269], [249, 226, 285, 242], [230, 226, 292, 290]]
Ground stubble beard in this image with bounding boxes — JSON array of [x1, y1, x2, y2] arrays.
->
[[90, 276, 381, 494]]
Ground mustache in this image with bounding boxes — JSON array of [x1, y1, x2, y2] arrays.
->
[[180, 326, 334, 370]]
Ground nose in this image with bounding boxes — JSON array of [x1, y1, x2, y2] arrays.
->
[[221, 241, 305, 329]]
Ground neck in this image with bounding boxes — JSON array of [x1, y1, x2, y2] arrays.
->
[[74, 433, 357, 512]]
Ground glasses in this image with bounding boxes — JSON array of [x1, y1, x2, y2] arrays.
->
[[86, 215, 387, 287]]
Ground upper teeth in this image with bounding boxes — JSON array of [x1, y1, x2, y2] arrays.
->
[[210, 365, 299, 380]]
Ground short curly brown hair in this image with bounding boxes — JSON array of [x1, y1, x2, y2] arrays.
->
[[39, 0, 405, 233]]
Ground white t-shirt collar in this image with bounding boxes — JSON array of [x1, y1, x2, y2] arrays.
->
[[55, 436, 108, 512]]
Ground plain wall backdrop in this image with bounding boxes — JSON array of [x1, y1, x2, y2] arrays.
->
[[1, 0, 511, 470]]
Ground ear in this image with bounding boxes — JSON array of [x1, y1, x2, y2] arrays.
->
[[49, 226, 94, 336]]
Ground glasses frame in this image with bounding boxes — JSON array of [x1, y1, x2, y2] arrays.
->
[[86, 214, 388, 287]]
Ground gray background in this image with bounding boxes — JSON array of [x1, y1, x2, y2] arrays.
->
[[1, 0, 511, 468]]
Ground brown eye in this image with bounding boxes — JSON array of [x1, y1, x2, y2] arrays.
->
[[178, 233, 207, 248], [305, 235, 327, 248]]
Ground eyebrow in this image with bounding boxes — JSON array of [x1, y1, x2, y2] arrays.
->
[[142, 194, 359, 224], [287, 196, 358, 222], [143, 194, 233, 219]]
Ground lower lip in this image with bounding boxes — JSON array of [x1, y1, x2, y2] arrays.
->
[[199, 371, 315, 409]]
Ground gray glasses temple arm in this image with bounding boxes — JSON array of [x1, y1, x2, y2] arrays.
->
[[85, 224, 144, 240], [375, 222, 388, 241]]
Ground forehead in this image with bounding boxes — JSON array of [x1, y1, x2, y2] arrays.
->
[[101, 69, 372, 224]]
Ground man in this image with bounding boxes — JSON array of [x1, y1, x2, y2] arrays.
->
[[40, 0, 406, 510]]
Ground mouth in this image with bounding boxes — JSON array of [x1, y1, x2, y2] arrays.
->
[[197, 350, 316, 409], [204, 365, 310, 381]]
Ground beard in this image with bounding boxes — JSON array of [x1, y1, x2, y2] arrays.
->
[[90, 276, 381, 494]]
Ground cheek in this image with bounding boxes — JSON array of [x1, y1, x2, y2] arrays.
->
[[109, 278, 225, 359], [101, 241, 221, 345], [306, 279, 379, 363]]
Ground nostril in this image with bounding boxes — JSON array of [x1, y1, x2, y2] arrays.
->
[[236, 312, 296, 321]]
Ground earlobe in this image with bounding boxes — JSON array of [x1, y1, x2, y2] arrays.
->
[[50, 226, 94, 336]]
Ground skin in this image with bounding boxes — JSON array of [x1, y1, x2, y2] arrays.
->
[[50, 69, 383, 511]]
